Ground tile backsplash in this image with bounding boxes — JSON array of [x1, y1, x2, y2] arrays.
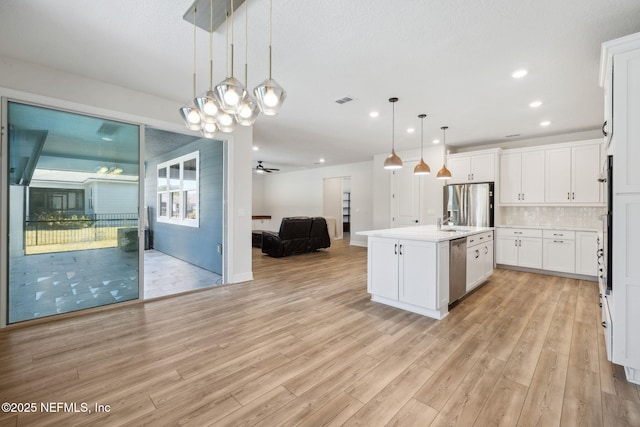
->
[[499, 206, 605, 229]]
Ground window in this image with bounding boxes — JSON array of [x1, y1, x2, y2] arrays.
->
[[28, 188, 85, 216], [157, 152, 199, 226]]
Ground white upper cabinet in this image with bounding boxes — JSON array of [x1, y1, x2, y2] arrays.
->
[[499, 150, 545, 204], [446, 151, 497, 184], [544, 141, 602, 204]]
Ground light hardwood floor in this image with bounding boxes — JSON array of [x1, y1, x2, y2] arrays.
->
[[1, 238, 639, 426]]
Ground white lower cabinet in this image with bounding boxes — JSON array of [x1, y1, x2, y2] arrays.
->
[[367, 236, 448, 319], [496, 228, 542, 269], [497, 227, 599, 278], [542, 230, 576, 273], [466, 232, 494, 292]]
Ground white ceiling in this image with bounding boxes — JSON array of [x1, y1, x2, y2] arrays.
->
[[1, 0, 639, 172]]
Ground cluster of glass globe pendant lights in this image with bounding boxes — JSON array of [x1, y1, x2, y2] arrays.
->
[[180, 0, 286, 137], [383, 97, 452, 179]]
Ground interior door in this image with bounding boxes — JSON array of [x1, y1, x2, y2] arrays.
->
[[391, 160, 420, 227]]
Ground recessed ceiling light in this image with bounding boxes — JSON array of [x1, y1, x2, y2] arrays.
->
[[432, 139, 440, 144], [319, 158, 325, 163], [540, 120, 551, 126], [529, 100, 542, 108], [252, 146, 259, 151], [512, 69, 528, 79], [407, 128, 415, 134], [369, 111, 379, 118], [101, 137, 113, 141]]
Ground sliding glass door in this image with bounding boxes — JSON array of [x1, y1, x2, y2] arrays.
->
[[5, 101, 140, 323]]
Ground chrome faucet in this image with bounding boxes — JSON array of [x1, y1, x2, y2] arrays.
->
[[437, 216, 451, 230]]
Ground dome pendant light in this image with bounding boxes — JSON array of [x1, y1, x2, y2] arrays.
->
[[436, 126, 452, 179], [179, 7, 202, 131], [413, 114, 431, 175], [196, 0, 219, 138], [383, 97, 403, 170], [237, 0, 260, 126], [253, 0, 287, 116], [214, 0, 248, 116]]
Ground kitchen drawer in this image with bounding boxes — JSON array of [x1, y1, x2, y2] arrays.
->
[[542, 229, 576, 240], [497, 227, 542, 238], [467, 232, 493, 247]]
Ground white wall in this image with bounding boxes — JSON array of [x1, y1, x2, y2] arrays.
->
[[261, 161, 373, 247], [91, 182, 138, 214], [0, 56, 253, 284], [252, 174, 266, 214]]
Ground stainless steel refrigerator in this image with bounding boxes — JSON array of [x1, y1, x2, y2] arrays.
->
[[443, 182, 494, 227]]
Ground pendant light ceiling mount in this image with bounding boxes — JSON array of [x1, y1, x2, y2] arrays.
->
[[383, 97, 403, 170]]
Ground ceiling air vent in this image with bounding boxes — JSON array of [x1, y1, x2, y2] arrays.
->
[[505, 133, 521, 138], [335, 96, 353, 104]]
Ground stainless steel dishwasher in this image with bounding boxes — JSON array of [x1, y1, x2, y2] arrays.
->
[[449, 237, 467, 304]]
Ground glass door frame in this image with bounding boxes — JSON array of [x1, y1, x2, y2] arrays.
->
[[0, 96, 145, 327]]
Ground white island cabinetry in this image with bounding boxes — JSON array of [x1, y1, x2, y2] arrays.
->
[[360, 225, 494, 320]]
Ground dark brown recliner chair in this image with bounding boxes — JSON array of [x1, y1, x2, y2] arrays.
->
[[262, 217, 331, 257], [309, 217, 331, 251]]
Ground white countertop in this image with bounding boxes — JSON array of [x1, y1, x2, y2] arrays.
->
[[357, 225, 494, 242]]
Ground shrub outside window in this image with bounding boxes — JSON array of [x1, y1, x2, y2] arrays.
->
[[157, 152, 199, 227]]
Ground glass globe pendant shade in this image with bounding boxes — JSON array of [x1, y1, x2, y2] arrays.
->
[[195, 90, 220, 120], [414, 159, 431, 175], [236, 95, 260, 126], [179, 101, 202, 131], [383, 149, 403, 170], [217, 110, 238, 133], [254, 78, 287, 116], [214, 77, 248, 115], [200, 116, 218, 139]]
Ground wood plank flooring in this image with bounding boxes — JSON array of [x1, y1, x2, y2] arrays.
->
[[1, 238, 639, 426]]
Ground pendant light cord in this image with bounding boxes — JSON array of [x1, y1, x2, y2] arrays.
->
[[209, 0, 213, 90], [225, 12, 229, 77], [269, 0, 273, 79], [192, 7, 197, 98], [245, 0, 249, 86], [420, 116, 424, 158], [392, 101, 395, 151], [230, 0, 235, 77]]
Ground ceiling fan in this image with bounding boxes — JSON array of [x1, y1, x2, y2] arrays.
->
[[255, 161, 280, 174]]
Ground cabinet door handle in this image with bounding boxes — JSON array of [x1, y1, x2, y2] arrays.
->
[[553, 240, 564, 244], [572, 192, 575, 200], [602, 321, 607, 328], [517, 193, 521, 200], [484, 246, 488, 255], [553, 233, 563, 236], [475, 249, 480, 259], [519, 240, 522, 247], [399, 244, 403, 255], [394, 243, 398, 255], [514, 231, 523, 235], [602, 120, 608, 137], [514, 240, 518, 247], [567, 192, 570, 200]]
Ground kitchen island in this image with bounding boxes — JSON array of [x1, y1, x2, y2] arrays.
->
[[357, 225, 494, 319]]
